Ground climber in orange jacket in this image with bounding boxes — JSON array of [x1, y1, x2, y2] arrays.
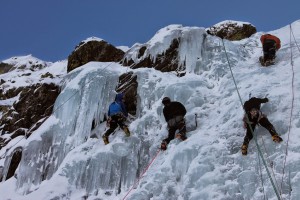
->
[[259, 34, 281, 66]]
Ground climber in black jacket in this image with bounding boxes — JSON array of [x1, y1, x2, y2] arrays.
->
[[241, 97, 283, 155], [161, 97, 187, 150]]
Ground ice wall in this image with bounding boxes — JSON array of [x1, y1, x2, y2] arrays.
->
[[16, 62, 122, 194], [124, 25, 249, 77], [48, 68, 215, 198], [13, 25, 250, 198]]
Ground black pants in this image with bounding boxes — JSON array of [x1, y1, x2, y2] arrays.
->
[[243, 117, 277, 145], [163, 118, 186, 144], [263, 39, 276, 61], [104, 114, 127, 137]]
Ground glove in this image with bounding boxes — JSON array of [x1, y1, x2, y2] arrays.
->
[[161, 141, 167, 150], [264, 97, 269, 102]]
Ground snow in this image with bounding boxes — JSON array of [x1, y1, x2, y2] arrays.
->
[[81, 37, 104, 43], [117, 46, 130, 52], [0, 94, 20, 106], [212, 20, 252, 28], [74, 37, 104, 51], [0, 20, 300, 200], [0, 56, 67, 92], [2, 55, 52, 69]]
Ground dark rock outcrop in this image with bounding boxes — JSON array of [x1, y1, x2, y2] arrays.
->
[[67, 40, 125, 72], [3, 147, 22, 181], [122, 38, 181, 73], [0, 83, 60, 149], [207, 21, 256, 41], [0, 63, 14, 74], [116, 72, 138, 116]]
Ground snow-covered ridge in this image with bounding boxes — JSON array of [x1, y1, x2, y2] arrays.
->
[[74, 36, 104, 51], [0, 56, 67, 92], [2, 55, 52, 69], [124, 24, 246, 75], [212, 20, 252, 28]]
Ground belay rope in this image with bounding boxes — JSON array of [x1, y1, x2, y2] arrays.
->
[[279, 24, 297, 196], [122, 149, 161, 200], [256, 149, 266, 200], [221, 39, 282, 200]]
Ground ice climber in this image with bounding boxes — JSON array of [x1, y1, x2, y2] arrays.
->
[[161, 97, 187, 150], [259, 34, 281, 66], [102, 93, 130, 145], [241, 97, 283, 155]]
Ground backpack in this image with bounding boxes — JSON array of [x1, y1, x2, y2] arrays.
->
[[108, 102, 122, 116]]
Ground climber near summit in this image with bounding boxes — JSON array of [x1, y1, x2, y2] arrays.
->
[[102, 93, 130, 145], [259, 33, 281, 67], [241, 97, 283, 155], [160, 97, 187, 150]]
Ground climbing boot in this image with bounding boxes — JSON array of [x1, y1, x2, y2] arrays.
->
[[161, 141, 167, 151], [102, 135, 109, 145], [259, 56, 267, 66], [241, 144, 248, 156], [123, 127, 130, 137], [272, 135, 283, 143], [269, 58, 275, 65], [176, 133, 187, 141]]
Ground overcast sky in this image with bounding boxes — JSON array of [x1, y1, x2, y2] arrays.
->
[[1, 0, 299, 62]]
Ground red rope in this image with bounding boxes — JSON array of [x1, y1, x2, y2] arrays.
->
[[122, 149, 161, 200]]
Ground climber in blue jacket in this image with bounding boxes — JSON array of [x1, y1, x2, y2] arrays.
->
[[102, 93, 130, 144]]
